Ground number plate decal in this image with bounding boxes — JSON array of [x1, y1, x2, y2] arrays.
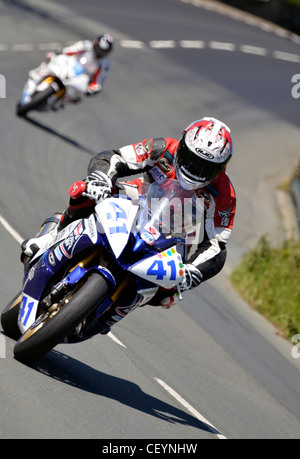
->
[[18, 294, 39, 333], [128, 246, 184, 288]]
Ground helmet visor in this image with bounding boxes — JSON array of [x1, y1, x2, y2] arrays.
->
[[177, 139, 226, 186]]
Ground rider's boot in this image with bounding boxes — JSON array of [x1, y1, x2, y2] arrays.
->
[[21, 213, 62, 265]]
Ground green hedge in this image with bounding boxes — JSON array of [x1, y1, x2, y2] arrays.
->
[[231, 236, 300, 340]]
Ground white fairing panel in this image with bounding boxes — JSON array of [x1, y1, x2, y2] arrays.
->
[[96, 198, 139, 259]]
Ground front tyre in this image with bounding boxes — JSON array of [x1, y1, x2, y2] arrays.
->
[[1, 292, 22, 340], [14, 274, 110, 365], [16, 86, 56, 117]]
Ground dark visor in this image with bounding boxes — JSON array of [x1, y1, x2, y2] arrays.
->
[[177, 139, 226, 183]]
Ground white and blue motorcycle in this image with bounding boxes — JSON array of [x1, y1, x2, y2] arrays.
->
[[1, 180, 199, 364]]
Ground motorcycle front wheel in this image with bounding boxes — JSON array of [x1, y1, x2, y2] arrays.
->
[[1, 292, 22, 340], [16, 86, 56, 117], [14, 273, 110, 365]]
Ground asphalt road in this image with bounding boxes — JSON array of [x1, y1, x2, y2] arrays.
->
[[0, 0, 300, 440]]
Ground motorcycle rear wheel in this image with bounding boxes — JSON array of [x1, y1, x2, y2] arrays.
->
[[1, 292, 22, 340], [14, 273, 110, 364], [16, 86, 56, 117]]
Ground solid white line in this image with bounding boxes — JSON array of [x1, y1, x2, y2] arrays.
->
[[154, 377, 227, 439], [0, 214, 23, 245], [107, 331, 127, 348]]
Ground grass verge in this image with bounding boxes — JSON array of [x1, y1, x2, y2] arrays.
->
[[230, 236, 300, 340]]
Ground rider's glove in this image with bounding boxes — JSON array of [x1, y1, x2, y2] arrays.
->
[[83, 171, 112, 203], [180, 264, 203, 291], [86, 83, 102, 96]]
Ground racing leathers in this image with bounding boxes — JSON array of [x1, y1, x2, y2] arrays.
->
[[27, 40, 110, 104], [62, 137, 236, 307]]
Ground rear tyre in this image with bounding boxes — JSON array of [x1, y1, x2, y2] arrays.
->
[[1, 292, 22, 340], [14, 274, 110, 364], [16, 86, 56, 117]]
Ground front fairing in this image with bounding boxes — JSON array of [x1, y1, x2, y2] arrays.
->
[[19, 180, 200, 332]]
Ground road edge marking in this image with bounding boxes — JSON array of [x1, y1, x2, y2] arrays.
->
[[154, 377, 228, 439]]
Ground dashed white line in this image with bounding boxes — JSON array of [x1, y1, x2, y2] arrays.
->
[[120, 40, 145, 49], [240, 44, 267, 56], [154, 377, 227, 439], [180, 39, 206, 48], [12, 43, 35, 51], [209, 41, 236, 51], [1, 40, 299, 63], [149, 40, 176, 48], [273, 50, 300, 63]]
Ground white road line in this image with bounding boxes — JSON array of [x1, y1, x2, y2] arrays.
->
[[107, 331, 126, 348], [120, 40, 145, 49], [0, 41, 300, 64], [154, 377, 227, 439], [149, 40, 176, 48], [240, 44, 267, 56], [209, 41, 236, 51], [180, 40, 206, 48], [12, 43, 35, 51], [0, 214, 23, 245], [273, 50, 300, 63]]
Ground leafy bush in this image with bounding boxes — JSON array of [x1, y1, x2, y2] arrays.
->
[[231, 236, 300, 339]]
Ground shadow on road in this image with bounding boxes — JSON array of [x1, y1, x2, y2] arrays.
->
[[22, 115, 96, 157], [32, 349, 214, 436]]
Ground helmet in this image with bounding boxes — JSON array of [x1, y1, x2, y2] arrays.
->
[[93, 33, 114, 58], [175, 117, 233, 190]]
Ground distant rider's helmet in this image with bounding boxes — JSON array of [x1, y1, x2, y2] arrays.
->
[[174, 117, 233, 190], [93, 33, 114, 58]]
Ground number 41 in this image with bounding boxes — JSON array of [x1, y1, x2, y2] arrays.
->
[[147, 259, 176, 280]]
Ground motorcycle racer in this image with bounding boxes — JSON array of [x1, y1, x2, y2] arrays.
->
[[22, 117, 236, 326], [25, 33, 114, 108]]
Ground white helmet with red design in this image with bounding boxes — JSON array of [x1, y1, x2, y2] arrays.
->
[[175, 117, 233, 190]]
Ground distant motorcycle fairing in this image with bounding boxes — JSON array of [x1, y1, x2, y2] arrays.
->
[[16, 52, 90, 116]]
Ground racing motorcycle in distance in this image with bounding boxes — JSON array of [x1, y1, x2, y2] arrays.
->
[[16, 52, 79, 117], [1, 180, 202, 365]]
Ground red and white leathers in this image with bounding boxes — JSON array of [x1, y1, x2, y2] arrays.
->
[[64, 137, 236, 306], [27, 40, 110, 102]]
